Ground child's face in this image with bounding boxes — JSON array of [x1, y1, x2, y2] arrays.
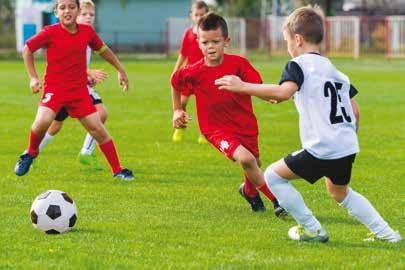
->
[[55, 0, 80, 27], [198, 27, 230, 66], [190, 7, 207, 25], [77, 6, 95, 26], [283, 30, 299, 58]]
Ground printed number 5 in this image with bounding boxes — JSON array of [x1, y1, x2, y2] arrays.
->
[[42, 93, 54, 104]]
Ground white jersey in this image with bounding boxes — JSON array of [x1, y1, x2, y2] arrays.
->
[[281, 53, 359, 159]]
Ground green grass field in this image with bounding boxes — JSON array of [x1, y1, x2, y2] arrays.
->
[[0, 56, 404, 269]]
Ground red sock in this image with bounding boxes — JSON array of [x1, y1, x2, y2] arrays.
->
[[98, 139, 122, 174], [244, 174, 258, 197], [257, 183, 276, 202], [27, 129, 43, 157]]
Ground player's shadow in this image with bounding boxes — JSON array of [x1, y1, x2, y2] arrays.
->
[[69, 228, 101, 235]]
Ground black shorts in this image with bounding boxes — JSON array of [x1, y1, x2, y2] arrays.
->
[[54, 95, 102, 122], [284, 150, 356, 185]]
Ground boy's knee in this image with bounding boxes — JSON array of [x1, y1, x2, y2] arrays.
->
[[238, 154, 256, 168], [327, 185, 348, 203]]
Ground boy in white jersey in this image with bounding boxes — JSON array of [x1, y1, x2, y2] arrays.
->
[[215, 5, 402, 243], [39, 0, 108, 170]]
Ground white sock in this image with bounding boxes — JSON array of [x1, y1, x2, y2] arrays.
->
[[339, 188, 395, 238], [264, 166, 323, 233], [80, 133, 96, 155], [39, 133, 54, 151]]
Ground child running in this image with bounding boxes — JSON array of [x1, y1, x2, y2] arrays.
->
[[171, 0, 208, 144], [171, 12, 287, 217], [215, 5, 402, 242], [38, 0, 108, 171], [14, 0, 133, 180]]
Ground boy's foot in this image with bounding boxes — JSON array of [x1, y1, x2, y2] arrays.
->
[[288, 225, 329, 243], [172, 129, 184, 143], [14, 152, 36, 176], [197, 134, 208, 144], [364, 231, 402, 243], [272, 200, 288, 219], [239, 183, 266, 212], [114, 168, 134, 181], [78, 153, 103, 171]]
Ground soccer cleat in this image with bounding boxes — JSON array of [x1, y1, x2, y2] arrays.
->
[[363, 231, 402, 243], [172, 129, 184, 143], [272, 200, 288, 219], [288, 225, 329, 243], [239, 183, 266, 212], [14, 152, 36, 176], [114, 168, 134, 181], [197, 134, 208, 144], [78, 153, 103, 171]]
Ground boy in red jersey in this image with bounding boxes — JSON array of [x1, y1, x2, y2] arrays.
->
[[38, 0, 109, 171], [171, 0, 208, 144], [171, 12, 287, 217], [14, 0, 133, 180]]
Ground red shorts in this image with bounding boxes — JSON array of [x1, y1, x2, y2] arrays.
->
[[39, 90, 96, 118], [206, 131, 259, 161]]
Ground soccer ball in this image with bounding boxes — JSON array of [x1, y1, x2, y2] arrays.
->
[[30, 190, 77, 234]]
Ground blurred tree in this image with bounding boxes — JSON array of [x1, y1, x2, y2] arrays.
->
[[0, 0, 14, 32], [216, 0, 262, 17]]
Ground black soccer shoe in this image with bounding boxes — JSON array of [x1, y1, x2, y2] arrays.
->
[[273, 199, 288, 219], [239, 183, 266, 212], [14, 152, 36, 176], [114, 168, 134, 181]]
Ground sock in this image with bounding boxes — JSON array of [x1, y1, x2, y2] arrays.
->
[[339, 188, 395, 238], [27, 129, 44, 157], [81, 133, 96, 155], [257, 182, 276, 202], [264, 166, 322, 232], [39, 133, 54, 151], [243, 174, 258, 197], [98, 139, 122, 174]]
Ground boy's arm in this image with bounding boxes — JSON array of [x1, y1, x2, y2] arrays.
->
[[215, 75, 298, 102], [171, 70, 190, 128], [99, 48, 128, 91], [350, 98, 360, 131], [22, 46, 42, 94]]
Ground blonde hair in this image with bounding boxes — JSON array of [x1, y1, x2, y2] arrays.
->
[[80, 0, 95, 8], [283, 5, 325, 44]]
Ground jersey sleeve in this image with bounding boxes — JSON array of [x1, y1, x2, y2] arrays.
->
[[349, 84, 358, 98], [279, 61, 304, 90], [88, 27, 107, 54], [25, 26, 52, 52], [239, 58, 262, 84], [171, 67, 194, 94]]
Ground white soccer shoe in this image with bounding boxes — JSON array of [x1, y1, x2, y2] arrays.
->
[[288, 225, 329, 243], [364, 231, 402, 243]]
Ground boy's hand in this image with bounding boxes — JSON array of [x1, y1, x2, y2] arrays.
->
[[118, 71, 129, 92], [88, 69, 108, 86], [172, 109, 190, 128], [214, 75, 245, 92], [30, 77, 42, 94]]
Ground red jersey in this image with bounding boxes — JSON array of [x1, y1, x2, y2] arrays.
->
[[180, 27, 203, 66], [171, 54, 262, 136], [26, 23, 104, 97]]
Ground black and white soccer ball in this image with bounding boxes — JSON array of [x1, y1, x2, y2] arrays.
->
[[30, 190, 77, 234]]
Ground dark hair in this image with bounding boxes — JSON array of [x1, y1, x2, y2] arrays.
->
[[283, 6, 324, 44], [191, 1, 209, 12], [54, 0, 80, 9], [198, 12, 228, 38]]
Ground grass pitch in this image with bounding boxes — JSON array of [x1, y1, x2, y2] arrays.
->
[[0, 56, 404, 269]]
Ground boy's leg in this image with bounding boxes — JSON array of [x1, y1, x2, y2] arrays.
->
[[15, 107, 56, 176], [79, 112, 133, 180], [264, 160, 328, 242], [39, 107, 68, 151], [233, 145, 287, 217], [326, 179, 402, 242]]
